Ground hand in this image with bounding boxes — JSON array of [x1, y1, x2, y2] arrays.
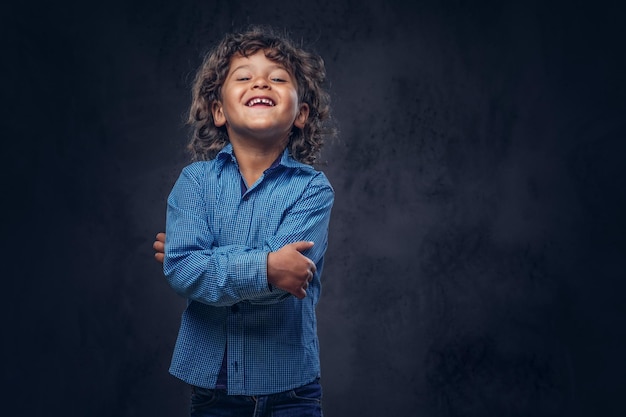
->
[[153, 232, 166, 263], [267, 241, 316, 299]]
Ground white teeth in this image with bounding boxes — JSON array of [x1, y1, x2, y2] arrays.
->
[[247, 98, 275, 106]]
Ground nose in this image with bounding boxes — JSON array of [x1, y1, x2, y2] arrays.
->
[[252, 76, 269, 90]]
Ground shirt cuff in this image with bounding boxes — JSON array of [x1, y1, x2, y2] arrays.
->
[[232, 250, 274, 300]]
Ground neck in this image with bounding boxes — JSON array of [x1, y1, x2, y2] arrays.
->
[[229, 136, 287, 186]]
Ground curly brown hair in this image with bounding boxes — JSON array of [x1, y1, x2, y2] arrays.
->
[[187, 25, 334, 165]]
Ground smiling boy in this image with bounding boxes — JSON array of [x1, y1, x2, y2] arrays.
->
[[161, 26, 335, 417]]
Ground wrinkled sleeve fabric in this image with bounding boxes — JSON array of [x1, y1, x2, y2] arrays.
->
[[248, 172, 334, 305], [264, 173, 334, 269], [163, 163, 274, 307]]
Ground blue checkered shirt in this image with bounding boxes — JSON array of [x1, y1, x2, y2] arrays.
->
[[163, 144, 334, 395]]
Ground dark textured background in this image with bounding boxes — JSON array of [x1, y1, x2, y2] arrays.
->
[[3, 0, 625, 416]]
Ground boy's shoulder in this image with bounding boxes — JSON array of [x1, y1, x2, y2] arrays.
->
[[178, 159, 218, 177], [280, 154, 333, 188], [180, 151, 232, 172]]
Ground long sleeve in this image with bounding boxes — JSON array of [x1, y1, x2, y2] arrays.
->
[[163, 164, 275, 306], [263, 174, 333, 268]]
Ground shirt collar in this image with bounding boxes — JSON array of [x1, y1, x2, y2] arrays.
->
[[215, 143, 313, 172]]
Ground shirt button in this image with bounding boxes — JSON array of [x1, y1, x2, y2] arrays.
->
[[231, 304, 239, 313]]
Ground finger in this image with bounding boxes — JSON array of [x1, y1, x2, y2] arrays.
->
[[291, 240, 314, 252], [293, 287, 307, 299], [153, 240, 165, 252], [154, 253, 165, 263], [156, 232, 166, 243]]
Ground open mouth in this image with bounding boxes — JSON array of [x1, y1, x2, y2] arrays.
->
[[246, 97, 275, 107]]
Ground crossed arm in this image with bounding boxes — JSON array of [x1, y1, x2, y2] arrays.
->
[[153, 232, 316, 299], [156, 165, 333, 305]]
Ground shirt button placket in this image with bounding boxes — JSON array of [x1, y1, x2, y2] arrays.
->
[[228, 303, 244, 392]]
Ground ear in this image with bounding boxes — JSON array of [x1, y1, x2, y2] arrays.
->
[[293, 103, 310, 129], [211, 101, 226, 127]]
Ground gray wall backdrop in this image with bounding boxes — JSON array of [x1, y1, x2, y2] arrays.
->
[[3, 0, 625, 416]]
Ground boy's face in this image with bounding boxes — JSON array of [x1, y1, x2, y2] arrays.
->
[[211, 50, 309, 144]]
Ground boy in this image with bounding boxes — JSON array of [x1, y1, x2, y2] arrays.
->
[[156, 26, 334, 416]]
